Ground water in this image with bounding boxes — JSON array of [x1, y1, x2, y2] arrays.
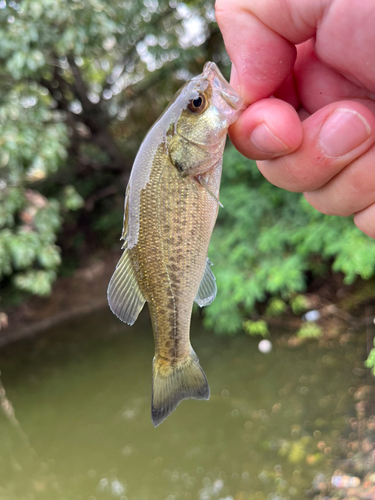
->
[[0, 309, 369, 500]]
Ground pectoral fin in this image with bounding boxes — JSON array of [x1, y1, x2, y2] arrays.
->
[[195, 258, 217, 307], [197, 175, 223, 208], [107, 248, 145, 325]]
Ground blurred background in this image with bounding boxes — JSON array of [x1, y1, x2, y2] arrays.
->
[[0, 1, 375, 499]]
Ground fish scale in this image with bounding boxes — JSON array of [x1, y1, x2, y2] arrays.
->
[[131, 144, 217, 363]]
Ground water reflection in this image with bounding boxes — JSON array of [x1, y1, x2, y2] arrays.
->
[[0, 374, 63, 499], [0, 309, 368, 499]]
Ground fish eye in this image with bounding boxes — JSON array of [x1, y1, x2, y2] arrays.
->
[[187, 93, 207, 114]]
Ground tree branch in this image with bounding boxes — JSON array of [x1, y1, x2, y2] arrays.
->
[[40, 62, 128, 171], [67, 56, 97, 113], [100, 7, 176, 98]]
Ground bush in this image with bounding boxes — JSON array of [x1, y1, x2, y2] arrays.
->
[[204, 145, 375, 334]]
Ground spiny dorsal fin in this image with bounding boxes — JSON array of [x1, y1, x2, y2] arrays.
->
[[152, 349, 210, 427], [121, 184, 130, 241], [194, 258, 217, 307], [107, 248, 145, 325]]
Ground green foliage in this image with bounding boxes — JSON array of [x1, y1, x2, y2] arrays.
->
[[13, 269, 56, 296], [92, 208, 124, 247], [0, 0, 222, 300], [205, 146, 375, 334], [61, 186, 84, 211], [243, 319, 269, 338], [266, 297, 287, 317], [297, 322, 323, 339], [290, 294, 309, 315], [0, 189, 63, 296], [365, 341, 375, 375], [277, 436, 323, 465]]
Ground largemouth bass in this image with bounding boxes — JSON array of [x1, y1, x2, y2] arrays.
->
[[108, 62, 243, 427]]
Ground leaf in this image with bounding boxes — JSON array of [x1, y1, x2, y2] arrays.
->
[[290, 295, 309, 315], [297, 322, 322, 339], [37, 245, 61, 269], [243, 320, 269, 338], [266, 298, 287, 317], [13, 270, 56, 296], [62, 185, 84, 211]]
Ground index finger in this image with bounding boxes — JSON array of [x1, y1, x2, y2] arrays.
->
[[215, 0, 324, 103]]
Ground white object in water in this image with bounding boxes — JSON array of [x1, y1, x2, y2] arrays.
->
[[258, 339, 272, 353], [303, 309, 321, 322]]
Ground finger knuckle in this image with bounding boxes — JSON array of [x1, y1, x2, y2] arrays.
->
[[303, 192, 328, 214], [354, 212, 375, 239], [303, 192, 339, 216], [275, 157, 317, 192], [304, 191, 356, 217]]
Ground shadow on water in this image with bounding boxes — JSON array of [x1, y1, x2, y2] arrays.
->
[[0, 308, 369, 500]]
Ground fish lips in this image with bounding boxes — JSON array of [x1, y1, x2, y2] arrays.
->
[[202, 61, 245, 123]]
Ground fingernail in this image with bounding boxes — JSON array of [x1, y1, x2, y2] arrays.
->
[[250, 123, 289, 154], [319, 109, 371, 157]]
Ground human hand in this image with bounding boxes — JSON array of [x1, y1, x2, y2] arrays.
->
[[215, 0, 375, 237]]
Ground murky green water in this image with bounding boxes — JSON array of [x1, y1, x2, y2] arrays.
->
[[0, 309, 369, 500]]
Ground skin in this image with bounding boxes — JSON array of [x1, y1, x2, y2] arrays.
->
[[215, 0, 375, 238]]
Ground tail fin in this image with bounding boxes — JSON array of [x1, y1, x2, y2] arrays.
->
[[152, 350, 210, 427]]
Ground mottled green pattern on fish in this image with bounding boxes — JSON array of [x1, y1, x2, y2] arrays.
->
[[108, 62, 243, 426]]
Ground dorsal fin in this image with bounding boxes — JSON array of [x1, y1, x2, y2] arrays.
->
[[107, 247, 145, 325], [195, 258, 217, 307]]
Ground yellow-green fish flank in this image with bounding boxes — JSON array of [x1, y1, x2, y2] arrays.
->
[[108, 62, 243, 426]]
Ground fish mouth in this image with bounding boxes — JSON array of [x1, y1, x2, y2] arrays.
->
[[203, 61, 244, 112]]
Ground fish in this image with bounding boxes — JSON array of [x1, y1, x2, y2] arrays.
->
[[108, 62, 243, 427]]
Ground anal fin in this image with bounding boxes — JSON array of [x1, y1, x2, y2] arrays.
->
[[107, 248, 145, 325], [195, 258, 217, 307]]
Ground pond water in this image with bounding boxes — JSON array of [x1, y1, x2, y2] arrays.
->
[[0, 309, 369, 500]]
